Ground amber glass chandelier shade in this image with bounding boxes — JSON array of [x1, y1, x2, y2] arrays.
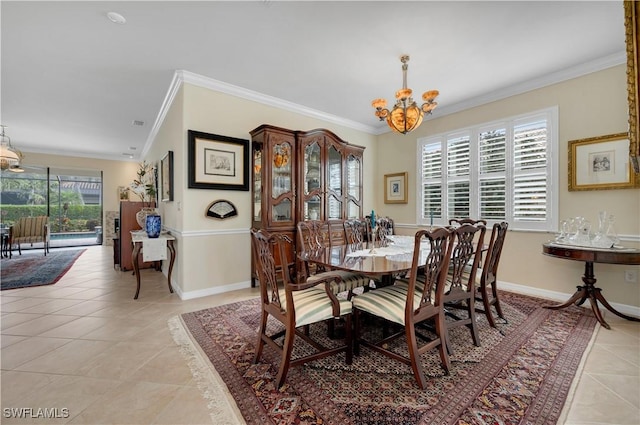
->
[[422, 90, 439, 101], [387, 104, 424, 134], [371, 98, 388, 109], [371, 55, 438, 134], [395, 88, 412, 100]]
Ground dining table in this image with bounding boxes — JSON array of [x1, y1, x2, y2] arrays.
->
[[299, 235, 488, 287], [298, 235, 441, 286]]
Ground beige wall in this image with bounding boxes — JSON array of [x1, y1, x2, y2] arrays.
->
[[17, 65, 640, 311], [161, 83, 378, 296], [376, 65, 640, 308]]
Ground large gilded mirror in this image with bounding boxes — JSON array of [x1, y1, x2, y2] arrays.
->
[[625, 1, 639, 172]]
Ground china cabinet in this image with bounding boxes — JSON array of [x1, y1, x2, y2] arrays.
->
[[297, 128, 364, 224], [249, 125, 365, 286]]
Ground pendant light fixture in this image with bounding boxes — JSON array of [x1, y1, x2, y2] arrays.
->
[[0, 125, 22, 171], [371, 55, 439, 134]]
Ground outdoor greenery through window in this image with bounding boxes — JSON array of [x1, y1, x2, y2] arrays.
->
[[0, 166, 103, 248], [417, 107, 558, 231]]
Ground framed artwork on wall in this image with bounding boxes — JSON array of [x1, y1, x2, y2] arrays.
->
[[188, 130, 249, 191], [569, 133, 640, 191], [161, 151, 174, 202], [384, 172, 408, 204], [118, 186, 129, 201], [625, 1, 639, 172]]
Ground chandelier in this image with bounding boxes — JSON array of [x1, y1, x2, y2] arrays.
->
[[0, 125, 24, 172], [371, 55, 439, 134]]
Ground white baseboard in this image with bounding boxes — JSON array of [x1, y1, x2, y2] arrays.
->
[[174, 280, 253, 300], [498, 280, 640, 319], [172, 275, 640, 319]]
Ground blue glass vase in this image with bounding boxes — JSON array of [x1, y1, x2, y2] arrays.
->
[[145, 214, 161, 238]]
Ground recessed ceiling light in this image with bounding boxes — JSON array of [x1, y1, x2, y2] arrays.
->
[[107, 12, 126, 25]]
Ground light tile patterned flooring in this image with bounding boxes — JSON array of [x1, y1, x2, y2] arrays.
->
[[1, 246, 638, 424]]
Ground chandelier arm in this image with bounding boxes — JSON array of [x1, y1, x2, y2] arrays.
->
[[371, 54, 438, 134]]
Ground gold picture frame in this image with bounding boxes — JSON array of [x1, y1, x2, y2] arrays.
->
[[625, 1, 639, 172], [384, 172, 408, 204], [568, 133, 640, 191]]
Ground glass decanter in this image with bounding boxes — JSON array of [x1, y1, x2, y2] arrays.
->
[[570, 216, 591, 246], [592, 211, 619, 248]]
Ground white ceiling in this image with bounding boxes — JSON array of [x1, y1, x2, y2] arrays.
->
[[1, 1, 626, 162]]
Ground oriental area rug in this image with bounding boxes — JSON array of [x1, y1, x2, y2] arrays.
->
[[169, 291, 599, 425], [1, 249, 86, 290]]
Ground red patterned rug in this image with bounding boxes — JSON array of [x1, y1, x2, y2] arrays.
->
[[171, 291, 598, 425], [1, 249, 86, 290]]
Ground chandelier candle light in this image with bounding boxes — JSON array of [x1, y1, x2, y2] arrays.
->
[[372, 55, 439, 134]]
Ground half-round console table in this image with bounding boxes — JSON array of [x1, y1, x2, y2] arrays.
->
[[542, 242, 640, 329]]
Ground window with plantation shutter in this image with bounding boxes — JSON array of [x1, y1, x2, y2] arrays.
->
[[416, 107, 558, 231]]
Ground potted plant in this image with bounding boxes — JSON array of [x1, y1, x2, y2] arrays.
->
[[130, 161, 158, 228]]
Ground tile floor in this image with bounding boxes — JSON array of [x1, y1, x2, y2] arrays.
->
[[1, 246, 638, 424]]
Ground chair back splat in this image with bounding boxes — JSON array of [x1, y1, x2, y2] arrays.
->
[[250, 228, 353, 388], [297, 220, 331, 276], [343, 219, 369, 246], [297, 220, 371, 300], [352, 227, 455, 389], [442, 223, 486, 353]]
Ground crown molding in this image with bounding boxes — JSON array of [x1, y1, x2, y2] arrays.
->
[[147, 52, 626, 142], [435, 52, 626, 119], [146, 69, 379, 145]]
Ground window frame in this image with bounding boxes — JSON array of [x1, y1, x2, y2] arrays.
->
[[416, 106, 559, 232]]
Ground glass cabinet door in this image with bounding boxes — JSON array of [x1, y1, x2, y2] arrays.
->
[[346, 154, 361, 219], [253, 148, 262, 221], [271, 142, 292, 222], [303, 142, 322, 220], [326, 145, 343, 220]]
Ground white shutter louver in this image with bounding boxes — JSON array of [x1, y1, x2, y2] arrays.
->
[[418, 107, 556, 230]]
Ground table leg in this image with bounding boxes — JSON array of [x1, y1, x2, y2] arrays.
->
[[167, 240, 175, 294], [132, 242, 142, 299], [544, 261, 640, 330]]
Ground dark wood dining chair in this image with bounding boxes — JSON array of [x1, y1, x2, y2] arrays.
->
[[297, 220, 331, 276], [343, 219, 369, 246], [448, 218, 487, 226], [442, 223, 486, 353], [352, 227, 455, 389], [376, 216, 394, 245], [475, 221, 509, 327], [298, 220, 371, 298], [250, 228, 353, 388]]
